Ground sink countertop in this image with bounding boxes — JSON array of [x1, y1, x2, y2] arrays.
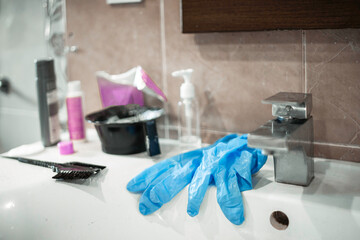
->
[[0, 129, 359, 240]]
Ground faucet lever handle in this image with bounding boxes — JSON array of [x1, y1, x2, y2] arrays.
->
[[262, 92, 312, 119]]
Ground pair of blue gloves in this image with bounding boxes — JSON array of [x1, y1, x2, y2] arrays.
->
[[127, 134, 267, 225]]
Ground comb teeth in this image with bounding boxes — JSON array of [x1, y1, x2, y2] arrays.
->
[[51, 162, 105, 180], [52, 170, 95, 180]]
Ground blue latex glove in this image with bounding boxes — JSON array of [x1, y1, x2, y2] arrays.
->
[[127, 134, 267, 225], [186, 135, 267, 225], [127, 134, 239, 215]]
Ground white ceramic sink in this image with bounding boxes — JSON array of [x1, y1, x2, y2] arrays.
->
[[0, 130, 359, 240]]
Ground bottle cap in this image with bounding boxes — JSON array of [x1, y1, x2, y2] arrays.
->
[[67, 80, 81, 93], [57, 141, 74, 155], [171, 69, 195, 99], [35, 59, 55, 80]]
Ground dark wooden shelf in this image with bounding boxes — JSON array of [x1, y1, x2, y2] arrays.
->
[[181, 0, 360, 33]]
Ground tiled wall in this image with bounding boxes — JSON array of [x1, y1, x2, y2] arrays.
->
[[66, 0, 360, 162]]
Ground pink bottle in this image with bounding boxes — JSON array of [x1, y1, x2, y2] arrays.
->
[[66, 81, 86, 141]]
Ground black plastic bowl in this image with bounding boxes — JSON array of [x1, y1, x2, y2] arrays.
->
[[85, 105, 161, 155]]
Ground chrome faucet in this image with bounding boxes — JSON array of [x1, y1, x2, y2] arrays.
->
[[248, 92, 314, 186]]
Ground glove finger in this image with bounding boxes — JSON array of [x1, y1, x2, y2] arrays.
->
[[149, 157, 201, 204], [232, 150, 253, 191], [187, 168, 212, 217], [231, 148, 267, 192], [137, 167, 173, 215], [250, 149, 268, 174], [139, 186, 163, 215], [214, 170, 245, 225], [127, 159, 175, 193], [127, 148, 203, 193]]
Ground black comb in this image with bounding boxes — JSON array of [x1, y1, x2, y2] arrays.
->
[[2, 156, 106, 180]]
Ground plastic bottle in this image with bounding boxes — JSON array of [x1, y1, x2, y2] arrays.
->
[[172, 69, 201, 146], [35, 59, 61, 146], [66, 80, 86, 141]]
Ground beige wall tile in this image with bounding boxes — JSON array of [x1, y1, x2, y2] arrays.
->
[[306, 30, 360, 160]]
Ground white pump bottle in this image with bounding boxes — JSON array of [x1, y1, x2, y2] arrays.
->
[[172, 69, 201, 146]]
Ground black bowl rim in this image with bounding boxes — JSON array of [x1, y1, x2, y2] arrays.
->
[[85, 105, 163, 125]]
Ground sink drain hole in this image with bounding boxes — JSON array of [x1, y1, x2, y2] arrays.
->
[[270, 211, 289, 230]]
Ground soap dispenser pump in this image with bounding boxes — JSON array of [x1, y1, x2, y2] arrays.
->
[[172, 69, 201, 146]]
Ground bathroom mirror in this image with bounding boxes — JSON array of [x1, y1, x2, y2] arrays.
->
[[181, 0, 360, 33]]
